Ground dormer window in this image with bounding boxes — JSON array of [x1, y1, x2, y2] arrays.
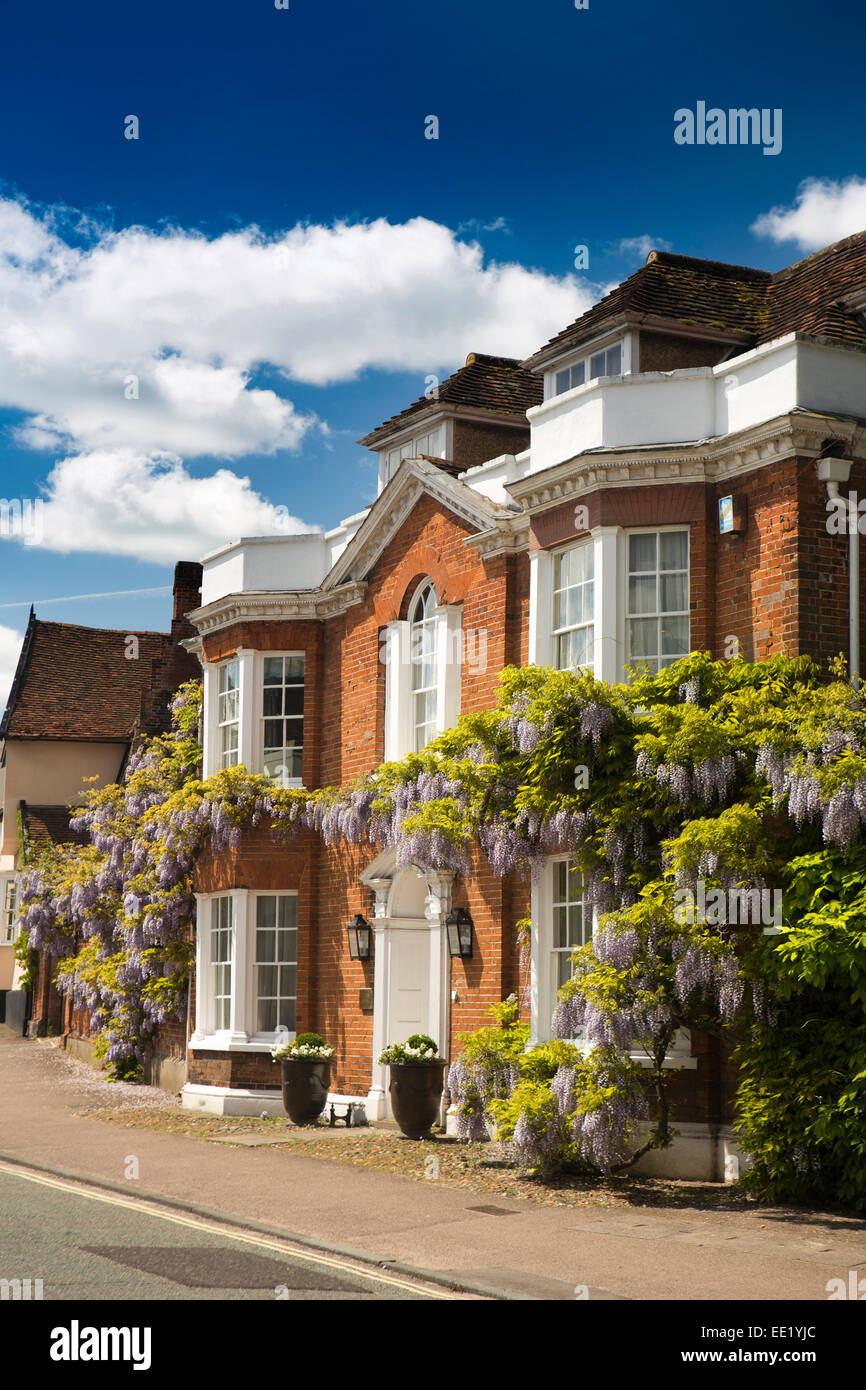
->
[[552, 342, 623, 399], [383, 425, 444, 484]]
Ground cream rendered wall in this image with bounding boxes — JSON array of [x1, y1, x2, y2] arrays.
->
[[0, 740, 127, 856]]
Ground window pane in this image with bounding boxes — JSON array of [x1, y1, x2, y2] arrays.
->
[[284, 686, 304, 717], [590, 352, 606, 379], [278, 928, 298, 962], [554, 905, 569, 948], [257, 896, 277, 929], [628, 574, 656, 616], [606, 343, 622, 375], [219, 662, 238, 693], [571, 360, 585, 388], [278, 896, 298, 930], [263, 657, 283, 685], [258, 964, 277, 999], [661, 616, 689, 655], [279, 999, 297, 1031], [279, 964, 297, 998], [556, 368, 571, 395], [660, 573, 688, 613], [629, 533, 656, 572], [257, 998, 277, 1033], [263, 687, 282, 717], [284, 719, 304, 748], [257, 929, 276, 962], [629, 618, 657, 658], [285, 655, 305, 679], [263, 719, 284, 749], [557, 952, 574, 989], [660, 531, 688, 571]]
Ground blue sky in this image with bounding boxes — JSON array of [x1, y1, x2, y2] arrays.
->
[[1, 0, 865, 697]]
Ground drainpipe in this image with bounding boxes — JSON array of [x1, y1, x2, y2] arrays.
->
[[817, 458, 858, 688]]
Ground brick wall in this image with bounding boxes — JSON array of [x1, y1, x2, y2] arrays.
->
[[452, 418, 530, 470]]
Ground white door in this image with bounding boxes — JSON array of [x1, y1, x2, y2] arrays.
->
[[387, 928, 430, 1043]]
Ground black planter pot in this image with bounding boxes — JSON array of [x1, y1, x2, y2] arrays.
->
[[280, 1058, 331, 1125], [388, 1060, 447, 1139]]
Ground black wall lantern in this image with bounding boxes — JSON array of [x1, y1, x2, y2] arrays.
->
[[446, 907, 474, 959], [347, 913, 372, 961]]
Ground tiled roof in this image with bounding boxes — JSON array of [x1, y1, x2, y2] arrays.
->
[[359, 353, 542, 446], [0, 617, 182, 741], [527, 232, 866, 366], [21, 804, 89, 848]]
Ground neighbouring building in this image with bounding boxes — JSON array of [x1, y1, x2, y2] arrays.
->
[[63, 234, 866, 1178], [0, 563, 202, 1059]]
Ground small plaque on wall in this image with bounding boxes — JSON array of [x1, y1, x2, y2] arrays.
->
[[358, 987, 373, 1011]]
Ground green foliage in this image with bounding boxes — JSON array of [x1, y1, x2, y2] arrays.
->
[[13, 925, 37, 991]]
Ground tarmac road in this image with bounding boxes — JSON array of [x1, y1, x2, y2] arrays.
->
[[0, 1164, 456, 1301]]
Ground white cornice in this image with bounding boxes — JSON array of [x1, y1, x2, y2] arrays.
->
[[187, 581, 368, 637], [506, 411, 863, 514]]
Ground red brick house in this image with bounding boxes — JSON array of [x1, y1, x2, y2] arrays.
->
[[101, 236, 866, 1176], [0, 563, 202, 1061]]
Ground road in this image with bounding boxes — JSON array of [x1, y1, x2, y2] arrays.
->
[[0, 1163, 454, 1301]]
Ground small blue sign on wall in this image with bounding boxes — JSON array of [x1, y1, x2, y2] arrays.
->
[[719, 496, 734, 534]]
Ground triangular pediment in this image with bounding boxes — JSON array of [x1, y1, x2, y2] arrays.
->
[[324, 457, 517, 589]]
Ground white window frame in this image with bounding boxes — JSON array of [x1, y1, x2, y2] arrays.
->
[[2, 876, 18, 944], [530, 857, 696, 1066], [624, 527, 690, 675], [192, 889, 301, 1051], [256, 651, 305, 788], [380, 423, 446, 487], [383, 581, 462, 760], [216, 659, 240, 769], [251, 892, 299, 1039], [531, 856, 595, 1044], [551, 540, 595, 672], [547, 338, 625, 400]]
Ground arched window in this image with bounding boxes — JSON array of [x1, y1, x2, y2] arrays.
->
[[409, 581, 439, 751]]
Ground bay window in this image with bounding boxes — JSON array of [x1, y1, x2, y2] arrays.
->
[[626, 529, 690, 673], [211, 895, 233, 1030], [552, 542, 595, 671], [262, 654, 305, 784], [254, 894, 297, 1033], [217, 660, 239, 769], [552, 858, 592, 990], [193, 889, 301, 1047]]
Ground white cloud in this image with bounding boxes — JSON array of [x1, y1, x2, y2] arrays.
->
[[616, 235, 673, 261], [0, 624, 24, 721], [0, 198, 591, 459], [752, 177, 866, 252], [31, 450, 312, 565]]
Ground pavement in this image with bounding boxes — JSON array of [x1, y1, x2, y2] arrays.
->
[[2, 1027, 865, 1301]]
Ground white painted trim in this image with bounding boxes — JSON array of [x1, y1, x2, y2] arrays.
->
[[236, 649, 256, 770], [383, 620, 411, 761], [594, 526, 621, 684], [437, 604, 463, 732], [528, 549, 554, 667], [192, 889, 300, 1050]]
